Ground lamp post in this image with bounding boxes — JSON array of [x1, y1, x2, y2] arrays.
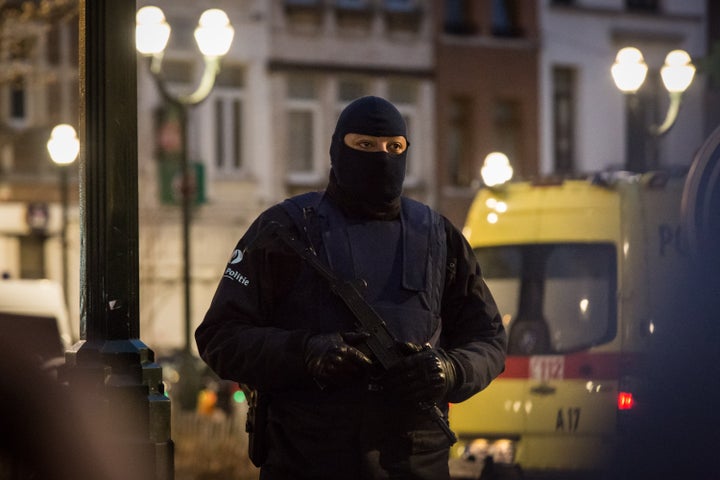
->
[[135, 6, 234, 356], [611, 47, 696, 171], [61, 3, 173, 478], [47, 124, 79, 308]]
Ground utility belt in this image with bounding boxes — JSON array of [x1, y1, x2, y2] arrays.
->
[[245, 381, 453, 469]]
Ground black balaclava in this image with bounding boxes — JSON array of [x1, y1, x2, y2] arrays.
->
[[327, 96, 408, 220]]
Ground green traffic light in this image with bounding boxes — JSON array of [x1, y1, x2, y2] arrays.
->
[[233, 390, 246, 403]]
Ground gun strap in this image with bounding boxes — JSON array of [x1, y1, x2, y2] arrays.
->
[[270, 224, 399, 369]]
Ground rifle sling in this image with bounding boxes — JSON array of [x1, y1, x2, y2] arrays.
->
[[271, 224, 400, 369]]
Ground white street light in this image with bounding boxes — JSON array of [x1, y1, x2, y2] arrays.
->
[[135, 6, 171, 56], [480, 152, 514, 187], [661, 49, 696, 93], [611, 46, 695, 136], [136, 6, 234, 359], [136, 6, 233, 104], [611, 47, 648, 94], [47, 123, 79, 309], [47, 124, 80, 166], [194, 9, 235, 57]]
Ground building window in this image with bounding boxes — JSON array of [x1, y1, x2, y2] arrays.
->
[[625, 0, 659, 13], [387, 80, 417, 105], [387, 80, 419, 180], [20, 234, 45, 279], [384, 0, 419, 12], [216, 65, 246, 90], [285, 0, 321, 5], [334, 0, 370, 10], [284, 0, 323, 28], [286, 75, 321, 183], [383, 0, 422, 31], [213, 94, 243, 174], [338, 77, 369, 102], [334, 0, 373, 30], [553, 66, 575, 175], [491, 0, 522, 37], [47, 24, 62, 66], [10, 81, 26, 121], [444, 0, 477, 35], [212, 65, 245, 176], [287, 110, 315, 175], [384, 0, 419, 13], [288, 75, 317, 100], [447, 97, 473, 187]]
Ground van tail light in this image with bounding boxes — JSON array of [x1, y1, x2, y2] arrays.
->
[[617, 374, 642, 435], [617, 391, 635, 410]]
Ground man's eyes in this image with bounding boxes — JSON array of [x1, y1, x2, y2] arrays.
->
[[351, 138, 405, 152]]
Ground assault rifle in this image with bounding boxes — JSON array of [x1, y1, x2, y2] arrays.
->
[[264, 221, 457, 445]]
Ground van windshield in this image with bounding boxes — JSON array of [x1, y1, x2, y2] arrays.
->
[[476, 243, 617, 355]]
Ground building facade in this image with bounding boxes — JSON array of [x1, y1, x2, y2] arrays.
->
[[540, 0, 707, 175], [0, 3, 80, 336], [433, 0, 540, 227], [0, 0, 712, 352]]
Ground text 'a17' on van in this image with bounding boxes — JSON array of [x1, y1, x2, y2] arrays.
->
[[448, 169, 689, 480], [0, 278, 73, 369]]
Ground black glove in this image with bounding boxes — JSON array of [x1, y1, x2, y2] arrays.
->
[[380, 343, 459, 404], [304, 332, 373, 387]]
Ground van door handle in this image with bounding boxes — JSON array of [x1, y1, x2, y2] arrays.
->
[[530, 384, 557, 395]]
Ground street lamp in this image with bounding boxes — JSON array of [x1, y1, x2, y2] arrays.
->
[[47, 124, 79, 308], [480, 152, 513, 187], [612, 47, 696, 136], [135, 6, 233, 360], [611, 47, 695, 171]]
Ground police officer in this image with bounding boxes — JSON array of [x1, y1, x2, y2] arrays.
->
[[196, 96, 506, 479]]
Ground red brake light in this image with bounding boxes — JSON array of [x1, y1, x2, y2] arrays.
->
[[617, 391, 634, 410]]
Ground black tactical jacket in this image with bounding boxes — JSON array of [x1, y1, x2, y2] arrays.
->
[[195, 193, 506, 479]]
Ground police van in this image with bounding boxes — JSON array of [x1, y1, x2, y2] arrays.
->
[[448, 165, 688, 479]]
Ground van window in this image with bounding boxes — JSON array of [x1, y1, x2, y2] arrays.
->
[[476, 243, 617, 355]]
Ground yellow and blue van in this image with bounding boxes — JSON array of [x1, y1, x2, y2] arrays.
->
[[449, 170, 688, 479]]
